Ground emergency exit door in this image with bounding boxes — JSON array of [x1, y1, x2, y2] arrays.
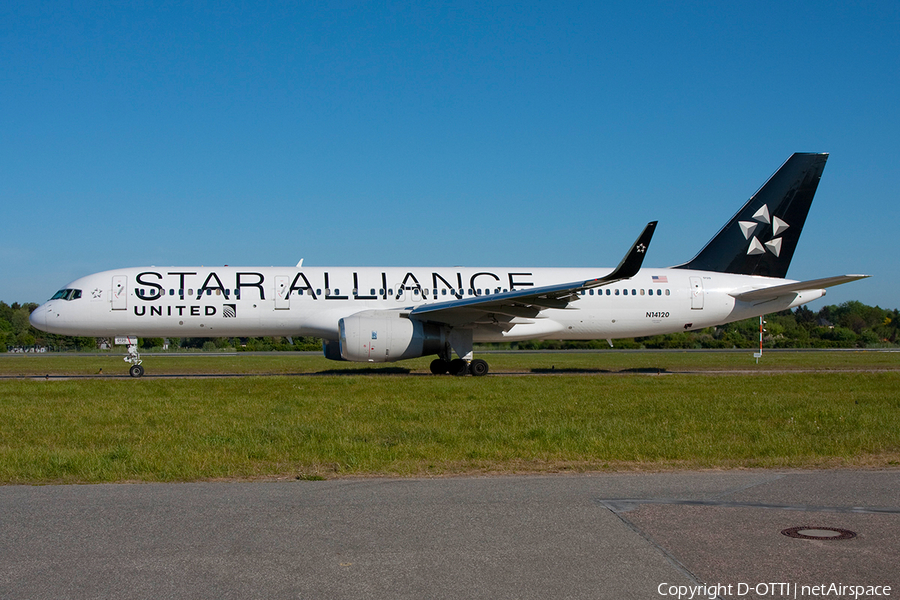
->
[[112, 275, 127, 310], [275, 276, 290, 309], [690, 277, 704, 310]]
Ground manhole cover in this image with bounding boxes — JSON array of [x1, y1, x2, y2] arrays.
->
[[781, 526, 856, 540]]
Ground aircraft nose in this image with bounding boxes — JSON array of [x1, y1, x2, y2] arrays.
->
[[29, 304, 50, 330]]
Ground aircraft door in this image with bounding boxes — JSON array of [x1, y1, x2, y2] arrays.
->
[[275, 276, 289, 310], [690, 277, 704, 310], [112, 275, 127, 310]]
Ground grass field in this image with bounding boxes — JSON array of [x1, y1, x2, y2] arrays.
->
[[1, 352, 899, 484], [2, 348, 899, 377]]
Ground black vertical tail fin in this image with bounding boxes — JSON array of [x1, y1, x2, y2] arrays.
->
[[673, 153, 828, 278]]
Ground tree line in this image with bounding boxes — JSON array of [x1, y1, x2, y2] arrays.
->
[[2, 300, 898, 353]]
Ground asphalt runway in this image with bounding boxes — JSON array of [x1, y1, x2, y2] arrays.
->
[[2, 470, 898, 599]]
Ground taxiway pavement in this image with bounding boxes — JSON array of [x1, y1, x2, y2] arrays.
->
[[1, 470, 897, 599]]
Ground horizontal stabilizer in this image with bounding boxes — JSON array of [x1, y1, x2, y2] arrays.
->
[[730, 274, 870, 302]]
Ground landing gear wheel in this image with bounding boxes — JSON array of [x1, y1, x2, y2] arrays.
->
[[449, 358, 469, 376], [129, 364, 145, 378], [430, 359, 450, 374], [469, 359, 489, 377]]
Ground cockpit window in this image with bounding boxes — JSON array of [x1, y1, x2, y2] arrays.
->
[[50, 289, 82, 301]]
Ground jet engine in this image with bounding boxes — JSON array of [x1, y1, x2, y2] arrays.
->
[[338, 312, 446, 362]]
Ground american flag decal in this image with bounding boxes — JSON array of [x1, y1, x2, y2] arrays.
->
[[652, 275, 668, 284], [223, 304, 237, 318]]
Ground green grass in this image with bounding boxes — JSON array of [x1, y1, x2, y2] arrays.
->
[[1, 348, 898, 377], [1, 369, 899, 484]]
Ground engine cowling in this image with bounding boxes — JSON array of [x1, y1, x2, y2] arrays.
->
[[339, 313, 446, 362]]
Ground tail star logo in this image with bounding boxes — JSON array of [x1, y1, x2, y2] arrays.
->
[[739, 204, 789, 257]]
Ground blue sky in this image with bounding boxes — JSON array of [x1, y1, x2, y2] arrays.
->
[[2, 1, 897, 308]]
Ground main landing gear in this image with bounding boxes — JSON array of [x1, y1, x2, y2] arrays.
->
[[429, 358, 489, 377], [125, 344, 144, 378]]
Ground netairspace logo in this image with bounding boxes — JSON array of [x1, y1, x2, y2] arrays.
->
[[657, 582, 892, 599]]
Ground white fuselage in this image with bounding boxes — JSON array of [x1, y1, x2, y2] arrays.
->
[[29, 265, 824, 342]]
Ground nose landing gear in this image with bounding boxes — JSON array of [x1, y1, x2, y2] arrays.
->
[[125, 344, 144, 377]]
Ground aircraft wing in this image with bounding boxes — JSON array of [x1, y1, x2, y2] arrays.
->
[[409, 222, 657, 328], [730, 274, 870, 302]]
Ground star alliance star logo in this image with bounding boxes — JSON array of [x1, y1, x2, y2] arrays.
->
[[91, 288, 103, 299], [635, 243, 646, 254], [739, 204, 788, 257]]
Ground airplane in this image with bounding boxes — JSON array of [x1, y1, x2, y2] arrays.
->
[[29, 153, 868, 377]]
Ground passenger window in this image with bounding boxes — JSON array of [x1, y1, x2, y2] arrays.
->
[[615, 289, 619, 296], [623, 289, 628, 295], [665, 289, 670, 295], [640, 289, 645, 296], [648, 289, 653, 296]]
